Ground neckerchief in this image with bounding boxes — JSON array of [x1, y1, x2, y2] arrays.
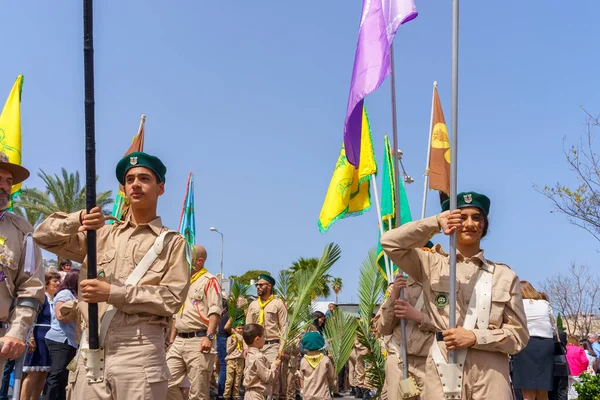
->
[[258, 295, 274, 325], [304, 354, 323, 369], [179, 269, 208, 314], [232, 334, 243, 353]]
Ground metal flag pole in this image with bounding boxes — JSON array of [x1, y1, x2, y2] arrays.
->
[[371, 176, 393, 283], [448, 0, 460, 364], [83, 0, 99, 351], [389, 45, 409, 380], [421, 81, 437, 219]]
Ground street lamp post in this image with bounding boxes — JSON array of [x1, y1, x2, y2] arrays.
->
[[209, 227, 224, 285]]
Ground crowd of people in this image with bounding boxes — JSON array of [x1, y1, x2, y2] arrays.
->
[[0, 150, 599, 400]]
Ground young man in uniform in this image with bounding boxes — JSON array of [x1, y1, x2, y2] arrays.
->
[[33, 151, 190, 400], [0, 153, 44, 381], [167, 244, 221, 400], [245, 274, 288, 398], [381, 191, 529, 400]]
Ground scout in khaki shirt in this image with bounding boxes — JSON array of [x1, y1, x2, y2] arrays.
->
[[224, 320, 245, 400], [167, 244, 221, 400], [243, 324, 281, 400], [0, 153, 44, 381], [297, 332, 334, 400], [377, 274, 436, 400], [381, 191, 529, 400], [33, 152, 190, 400], [245, 274, 288, 396]]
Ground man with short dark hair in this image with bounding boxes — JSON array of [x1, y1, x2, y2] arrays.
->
[[34, 151, 190, 400]]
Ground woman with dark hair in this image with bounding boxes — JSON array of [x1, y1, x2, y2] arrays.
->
[[312, 311, 326, 334], [21, 271, 61, 400], [45, 270, 79, 400], [57, 259, 72, 282]]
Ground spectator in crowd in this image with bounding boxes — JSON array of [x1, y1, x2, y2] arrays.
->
[[582, 341, 598, 374], [45, 271, 79, 400], [217, 297, 230, 400], [549, 326, 569, 400], [56, 260, 72, 282], [566, 336, 589, 377], [587, 333, 600, 363], [21, 271, 61, 400], [512, 281, 555, 400]]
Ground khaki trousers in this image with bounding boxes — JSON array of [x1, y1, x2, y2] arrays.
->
[[354, 353, 366, 388], [424, 348, 512, 400], [385, 353, 426, 400], [66, 325, 169, 400], [262, 343, 279, 398], [166, 336, 216, 400], [244, 388, 266, 400], [224, 358, 244, 399], [280, 358, 299, 400], [348, 349, 357, 388]]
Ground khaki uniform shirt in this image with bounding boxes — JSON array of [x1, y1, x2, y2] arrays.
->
[[298, 355, 334, 400], [33, 211, 190, 331], [175, 270, 221, 333], [381, 215, 529, 354], [243, 347, 277, 395], [0, 213, 44, 340], [354, 337, 368, 356], [225, 332, 245, 360], [246, 297, 287, 341], [377, 278, 435, 357]]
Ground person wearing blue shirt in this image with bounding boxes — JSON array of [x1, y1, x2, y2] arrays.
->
[[588, 334, 600, 369], [45, 271, 79, 400]]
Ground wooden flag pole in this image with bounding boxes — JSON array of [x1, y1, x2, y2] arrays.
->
[[448, 0, 460, 364], [389, 45, 409, 381], [83, 0, 99, 351], [421, 81, 437, 219]]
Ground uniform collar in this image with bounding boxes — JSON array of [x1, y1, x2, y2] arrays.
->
[[118, 215, 163, 235], [458, 250, 495, 273]]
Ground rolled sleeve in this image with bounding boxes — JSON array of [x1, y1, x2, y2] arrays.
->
[[419, 311, 436, 333], [33, 211, 88, 263], [108, 281, 127, 309], [377, 296, 398, 336]]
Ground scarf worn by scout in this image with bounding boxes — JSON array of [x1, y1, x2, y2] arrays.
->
[[258, 294, 275, 325]]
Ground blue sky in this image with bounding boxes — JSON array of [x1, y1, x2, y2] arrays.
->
[[1, 1, 599, 303]]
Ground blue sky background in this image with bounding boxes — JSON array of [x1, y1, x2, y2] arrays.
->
[[1, 1, 598, 303]]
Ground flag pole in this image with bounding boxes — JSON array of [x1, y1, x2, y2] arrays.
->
[[389, 45, 409, 380], [83, 0, 99, 351], [371, 176, 393, 284], [421, 81, 437, 219], [448, 0, 460, 364]]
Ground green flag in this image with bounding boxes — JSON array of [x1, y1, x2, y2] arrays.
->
[[377, 136, 413, 280]]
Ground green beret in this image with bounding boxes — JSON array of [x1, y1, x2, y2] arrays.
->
[[424, 241, 434, 249], [302, 332, 325, 351], [232, 319, 245, 329], [116, 152, 166, 186], [441, 191, 491, 216], [257, 274, 275, 286]]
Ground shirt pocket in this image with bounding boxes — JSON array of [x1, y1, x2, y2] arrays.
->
[[97, 250, 116, 281], [429, 276, 460, 319], [489, 278, 512, 327]]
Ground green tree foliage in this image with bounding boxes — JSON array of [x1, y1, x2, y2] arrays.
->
[[289, 257, 332, 299], [331, 277, 343, 304], [230, 269, 270, 285]]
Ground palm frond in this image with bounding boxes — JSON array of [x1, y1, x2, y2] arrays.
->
[[227, 280, 251, 323], [357, 248, 386, 320], [281, 243, 341, 353], [324, 308, 357, 375], [275, 269, 295, 309]]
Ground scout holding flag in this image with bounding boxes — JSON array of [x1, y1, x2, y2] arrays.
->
[[381, 192, 529, 399], [34, 152, 190, 400]]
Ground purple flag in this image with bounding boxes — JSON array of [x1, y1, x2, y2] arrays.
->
[[344, 0, 417, 167]]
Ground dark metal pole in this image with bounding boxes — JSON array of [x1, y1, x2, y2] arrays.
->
[[83, 0, 99, 351], [448, 0, 460, 364], [389, 46, 409, 380]]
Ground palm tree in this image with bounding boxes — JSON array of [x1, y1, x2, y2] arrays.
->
[[13, 168, 113, 224], [289, 257, 332, 299], [331, 277, 343, 304]]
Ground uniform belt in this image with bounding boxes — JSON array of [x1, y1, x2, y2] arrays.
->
[[177, 330, 207, 339], [265, 339, 280, 345]]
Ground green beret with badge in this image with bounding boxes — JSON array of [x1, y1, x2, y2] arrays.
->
[[257, 273, 275, 286], [441, 191, 491, 216], [116, 151, 167, 186], [232, 318, 245, 329]]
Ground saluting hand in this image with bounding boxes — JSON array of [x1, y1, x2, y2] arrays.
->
[[442, 326, 477, 350], [79, 206, 106, 232], [80, 279, 111, 303], [437, 210, 463, 235]]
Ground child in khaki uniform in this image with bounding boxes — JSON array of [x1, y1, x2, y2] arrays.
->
[[298, 332, 334, 400], [242, 324, 281, 400], [224, 321, 245, 400]]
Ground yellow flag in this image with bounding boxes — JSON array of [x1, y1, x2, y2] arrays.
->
[[0, 75, 24, 199], [318, 106, 377, 233]]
